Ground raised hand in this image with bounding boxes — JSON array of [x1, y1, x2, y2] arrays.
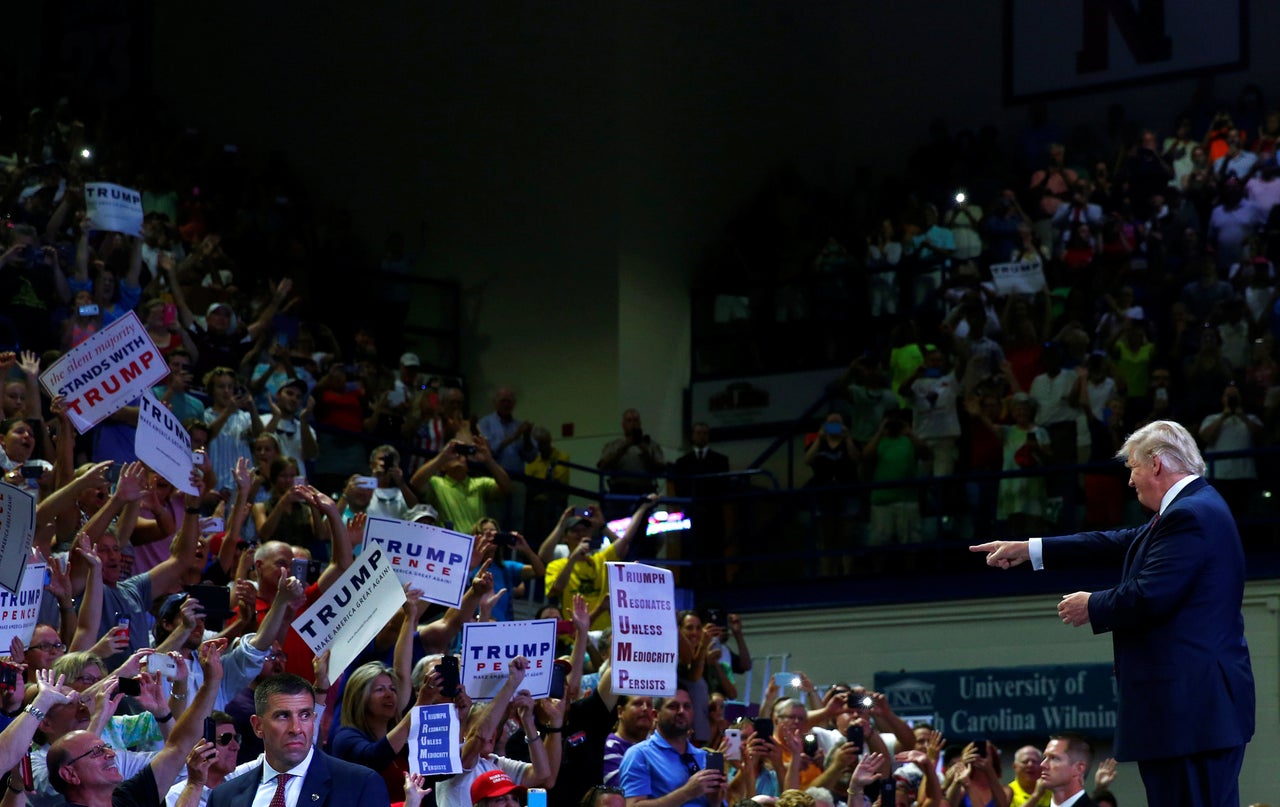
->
[[233, 456, 254, 494], [17, 351, 39, 377], [852, 752, 885, 786], [184, 739, 217, 786], [115, 461, 148, 502]]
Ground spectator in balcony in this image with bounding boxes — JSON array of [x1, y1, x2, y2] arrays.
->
[[1245, 154, 1280, 216], [312, 360, 368, 484], [411, 436, 511, 532], [545, 496, 651, 627], [598, 409, 665, 499], [1213, 129, 1258, 180], [1183, 325, 1235, 423], [973, 392, 1051, 534], [259, 377, 318, 468], [804, 413, 860, 576], [362, 444, 417, 520], [408, 385, 467, 471], [672, 422, 730, 496], [863, 410, 929, 549], [202, 367, 262, 493], [864, 218, 901, 317], [1108, 316, 1155, 408], [68, 222, 144, 328], [901, 346, 960, 479], [152, 349, 205, 425], [175, 277, 294, 381], [1207, 178, 1264, 271], [1029, 344, 1081, 465], [1029, 143, 1079, 224], [1199, 383, 1262, 514], [944, 195, 985, 262], [1116, 130, 1175, 219], [1070, 354, 1121, 425], [479, 385, 536, 533], [906, 204, 955, 305], [524, 426, 570, 540], [836, 357, 898, 449], [986, 191, 1033, 263], [1001, 294, 1050, 393], [1164, 116, 1198, 185], [252, 457, 321, 546]]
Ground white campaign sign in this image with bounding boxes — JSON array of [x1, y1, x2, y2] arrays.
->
[[989, 261, 1046, 296], [39, 313, 167, 432], [135, 391, 196, 494], [362, 517, 473, 608], [409, 704, 462, 776], [607, 562, 678, 697], [460, 618, 557, 701], [85, 183, 144, 236], [290, 548, 406, 679], [0, 561, 47, 647], [0, 486, 37, 595]]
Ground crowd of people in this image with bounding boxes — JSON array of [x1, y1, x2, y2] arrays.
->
[[797, 93, 1280, 555], [1, 71, 1277, 807]]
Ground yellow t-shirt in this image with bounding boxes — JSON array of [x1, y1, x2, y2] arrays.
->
[[544, 542, 620, 629], [1008, 778, 1050, 807]]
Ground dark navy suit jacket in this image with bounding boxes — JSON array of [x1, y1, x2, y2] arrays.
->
[[208, 748, 390, 807], [1044, 477, 1255, 761]]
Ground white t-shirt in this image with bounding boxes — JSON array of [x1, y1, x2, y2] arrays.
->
[[435, 754, 532, 807]]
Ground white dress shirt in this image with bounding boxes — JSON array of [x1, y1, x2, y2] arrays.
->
[[251, 747, 313, 807]]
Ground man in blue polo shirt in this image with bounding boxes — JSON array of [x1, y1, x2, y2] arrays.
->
[[619, 688, 725, 807]]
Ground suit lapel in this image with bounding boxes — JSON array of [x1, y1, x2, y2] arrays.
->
[[297, 751, 332, 807], [220, 764, 264, 806], [1121, 478, 1207, 577]]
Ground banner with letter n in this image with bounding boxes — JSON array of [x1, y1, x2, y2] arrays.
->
[[409, 704, 462, 776], [290, 548, 406, 679], [39, 313, 166, 432], [607, 562, 677, 697], [0, 561, 47, 647], [460, 618, 557, 700], [362, 517, 474, 608]]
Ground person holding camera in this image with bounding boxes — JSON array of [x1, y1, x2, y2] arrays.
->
[[598, 410, 665, 504], [410, 436, 511, 532], [1198, 383, 1262, 514]]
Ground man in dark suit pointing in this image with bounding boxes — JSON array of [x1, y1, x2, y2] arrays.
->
[[972, 420, 1254, 807], [208, 674, 388, 807]]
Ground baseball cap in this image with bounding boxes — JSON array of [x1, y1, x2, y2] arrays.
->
[[400, 352, 421, 368], [280, 377, 308, 395], [470, 770, 520, 803], [406, 504, 439, 523]]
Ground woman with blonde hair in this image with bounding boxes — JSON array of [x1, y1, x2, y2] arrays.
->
[[330, 589, 432, 801]]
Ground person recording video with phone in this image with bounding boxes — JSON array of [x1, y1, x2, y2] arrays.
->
[[598, 410, 665, 508]]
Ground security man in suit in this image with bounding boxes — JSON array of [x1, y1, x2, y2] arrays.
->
[[1039, 734, 1097, 807], [672, 422, 730, 586], [973, 420, 1254, 807], [208, 674, 388, 807]]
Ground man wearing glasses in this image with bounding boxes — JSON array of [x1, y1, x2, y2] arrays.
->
[[44, 640, 224, 807]]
